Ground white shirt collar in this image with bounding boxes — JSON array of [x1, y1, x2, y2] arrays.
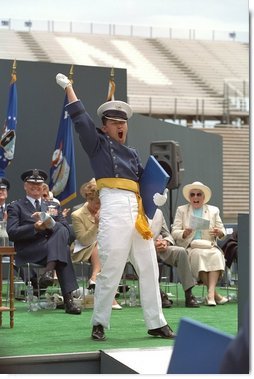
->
[[26, 196, 41, 206]]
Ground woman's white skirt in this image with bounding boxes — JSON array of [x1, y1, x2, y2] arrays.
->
[[188, 246, 225, 279]]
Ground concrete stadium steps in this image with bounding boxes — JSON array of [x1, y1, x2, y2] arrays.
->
[[0, 30, 36, 61], [156, 38, 248, 96], [149, 39, 219, 97], [0, 30, 248, 122], [201, 125, 249, 222], [24, 31, 74, 63], [16, 32, 51, 61]]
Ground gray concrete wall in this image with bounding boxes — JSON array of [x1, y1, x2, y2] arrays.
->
[[128, 114, 223, 223]]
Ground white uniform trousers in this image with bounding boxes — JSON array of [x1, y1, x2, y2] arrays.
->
[[91, 188, 167, 330]]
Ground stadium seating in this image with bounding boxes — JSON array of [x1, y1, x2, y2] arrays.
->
[[0, 28, 249, 222], [0, 31, 248, 119]]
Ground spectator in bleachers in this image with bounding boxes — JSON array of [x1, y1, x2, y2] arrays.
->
[[171, 181, 228, 306]]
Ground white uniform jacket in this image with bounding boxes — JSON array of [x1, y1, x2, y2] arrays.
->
[[171, 203, 226, 249]]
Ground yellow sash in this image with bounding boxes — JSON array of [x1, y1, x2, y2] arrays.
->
[[96, 178, 153, 240]]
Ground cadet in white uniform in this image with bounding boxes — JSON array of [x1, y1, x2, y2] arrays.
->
[[56, 73, 175, 341]]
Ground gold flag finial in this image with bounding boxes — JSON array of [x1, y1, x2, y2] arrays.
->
[[107, 67, 115, 101], [68, 65, 74, 84], [12, 59, 16, 74], [110, 67, 114, 80], [11, 59, 17, 83]]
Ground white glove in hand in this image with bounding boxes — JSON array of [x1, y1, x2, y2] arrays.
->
[[153, 188, 168, 206], [56, 73, 71, 90]]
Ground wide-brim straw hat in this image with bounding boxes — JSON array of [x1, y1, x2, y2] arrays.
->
[[182, 181, 212, 204]]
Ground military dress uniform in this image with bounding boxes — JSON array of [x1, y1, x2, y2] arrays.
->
[[66, 100, 169, 332], [6, 170, 79, 300]]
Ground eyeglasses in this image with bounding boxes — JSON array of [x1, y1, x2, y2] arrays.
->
[[190, 192, 203, 197]]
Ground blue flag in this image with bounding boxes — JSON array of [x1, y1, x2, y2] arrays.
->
[[49, 94, 76, 205], [0, 71, 17, 176]]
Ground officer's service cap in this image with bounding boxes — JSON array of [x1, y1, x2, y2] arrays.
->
[[0, 177, 10, 190], [21, 169, 48, 183], [97, 100, 133, 122]]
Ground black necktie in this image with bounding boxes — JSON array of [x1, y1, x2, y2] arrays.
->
[[34, 199, 41, 211], [0, 206, 4, 221]]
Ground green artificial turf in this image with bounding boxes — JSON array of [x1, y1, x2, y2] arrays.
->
[[0, 284, 237, 358]]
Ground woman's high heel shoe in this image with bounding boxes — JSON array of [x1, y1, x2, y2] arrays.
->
[[216, 296, 229, 305], [204, 296, 216, 306], [87, 279, 96, 290]]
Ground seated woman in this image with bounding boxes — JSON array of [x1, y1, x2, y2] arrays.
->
[[71, 179, 121, 310], [171, 181, 228, 306]]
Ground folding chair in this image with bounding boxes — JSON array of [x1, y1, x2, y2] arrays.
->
[[16, 262, 45, 300], [73, 261, 92, 297], [119, 262, 139, 306], [158, 260, 179, 305]]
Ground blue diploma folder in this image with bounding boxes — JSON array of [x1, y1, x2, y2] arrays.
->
[[167, 317, 234, 374], [139, 155, 170, 219]]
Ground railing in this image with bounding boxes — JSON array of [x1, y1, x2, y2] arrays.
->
[[127, 95, 249, 125], [0, 18, 249, 43], [224, 79, 249, 110]]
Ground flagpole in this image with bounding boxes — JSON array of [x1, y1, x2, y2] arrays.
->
[[49, 64, 77, 205], [0, 60, 18, 176], [11, 59, 17, 82], [68, 65, 74, 84], [107, 67, 115, 101], [110, 67, 114, 80]]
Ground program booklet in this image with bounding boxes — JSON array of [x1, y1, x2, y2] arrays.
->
[[189, 214, 210, 230], [32, 211, 56, 229]]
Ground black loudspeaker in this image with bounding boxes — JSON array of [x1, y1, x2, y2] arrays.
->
[[150, 140, 184, 190]]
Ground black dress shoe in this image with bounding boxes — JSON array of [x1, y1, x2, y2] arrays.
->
[[64, 294, 82, 315], [148, 324, 175, 339], [118, 284, 130, 293], [39, 271, 54, 288], [65, 302, 82, 315], [160, 290, 173, 308], [91, 324, 106, 341], [185, 295, 200, 308], [30, 277, 39, 289], [87, 279, 96, 290]]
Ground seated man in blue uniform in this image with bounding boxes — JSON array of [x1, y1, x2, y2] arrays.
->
[[56, 73, 175, 340], [6, 169, 81, 315]]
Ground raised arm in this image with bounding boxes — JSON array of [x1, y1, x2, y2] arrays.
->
[[56, 73, 78, 103]]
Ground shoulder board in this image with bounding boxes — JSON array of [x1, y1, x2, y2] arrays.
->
[[8, 200, 20, 205]]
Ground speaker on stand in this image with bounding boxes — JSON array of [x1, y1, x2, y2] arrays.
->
[[150, 140, 184, 226]]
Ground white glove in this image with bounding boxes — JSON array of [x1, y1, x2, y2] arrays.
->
[[153, 188, 168, 206], [56, 73, 71, 90]]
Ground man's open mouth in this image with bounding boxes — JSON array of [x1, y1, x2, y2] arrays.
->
[[118, 131, 123, 139]]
